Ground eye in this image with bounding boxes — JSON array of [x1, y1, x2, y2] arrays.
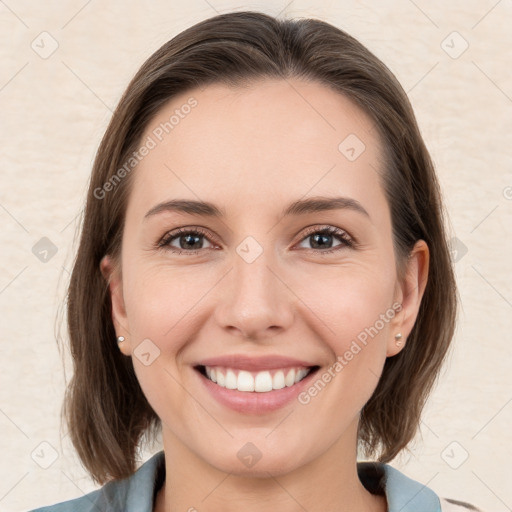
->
[[157, 225, 355, 256], [157, 227, 216, 255], [295, 225, 354, 254]]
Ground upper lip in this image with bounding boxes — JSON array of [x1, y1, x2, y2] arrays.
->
[[195, 354, 317, 371]]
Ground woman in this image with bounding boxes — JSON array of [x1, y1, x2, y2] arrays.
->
[[30, 11, 483, 512]]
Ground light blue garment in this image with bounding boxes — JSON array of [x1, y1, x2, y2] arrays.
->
[[29, 450, 444, 512]]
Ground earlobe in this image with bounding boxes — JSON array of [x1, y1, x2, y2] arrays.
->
[[386, 240, 430, 357], [386, 332, 405, 357], [100, 255, 132, 356]]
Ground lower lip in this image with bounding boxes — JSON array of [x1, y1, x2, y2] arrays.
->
[[195, 367, 318, 414]]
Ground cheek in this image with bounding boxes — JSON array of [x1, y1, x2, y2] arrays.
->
[[301, 264, 396, 344], [121, 264, 197, 422], [299, 267, 396, 402], [122, 262, 209, 344], [122, 252, 397, 355]]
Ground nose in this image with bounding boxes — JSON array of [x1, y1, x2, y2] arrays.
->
[[213, 245, 294, 341]]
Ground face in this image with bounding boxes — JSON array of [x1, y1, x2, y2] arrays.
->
[[102, 78, 428, 477]]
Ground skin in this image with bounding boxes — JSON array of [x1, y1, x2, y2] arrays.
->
[[101, 78, 429, 512]]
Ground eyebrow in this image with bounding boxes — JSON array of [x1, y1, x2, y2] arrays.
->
[[144, 196, 370, 220]]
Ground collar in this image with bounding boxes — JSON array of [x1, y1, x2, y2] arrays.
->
[[117, 451, 441, 512], [358, 461, 441, 512]]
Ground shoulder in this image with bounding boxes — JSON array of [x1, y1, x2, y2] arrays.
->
[[357, 462, 485, 512], [27, 451, 165, 512]]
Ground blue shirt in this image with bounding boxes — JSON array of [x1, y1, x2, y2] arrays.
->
[[28, 450, 481, 512]]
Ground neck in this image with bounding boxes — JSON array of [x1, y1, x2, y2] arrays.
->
[[154, 425, 387, 512]]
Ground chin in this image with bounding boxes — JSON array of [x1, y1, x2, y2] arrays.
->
[[214, 455, 302, 478], [198, 437, 310, 478]]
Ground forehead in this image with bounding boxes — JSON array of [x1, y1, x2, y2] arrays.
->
[[128, 78, 387, 222]]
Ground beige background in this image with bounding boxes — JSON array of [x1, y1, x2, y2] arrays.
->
[[1, 1, 511, 511]]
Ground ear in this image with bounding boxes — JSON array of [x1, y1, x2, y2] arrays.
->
[[387, 239, 429, 357], [100, 255, 132, 356]]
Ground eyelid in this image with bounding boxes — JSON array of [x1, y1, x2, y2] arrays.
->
[[298, 224, 355, 245], [157, 225, 220, 249]]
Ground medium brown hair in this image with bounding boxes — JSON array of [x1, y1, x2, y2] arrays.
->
[[63, 11, 457, 484]]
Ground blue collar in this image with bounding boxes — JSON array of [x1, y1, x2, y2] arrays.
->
[[140, 452, 441, 512], [358, 461, 441, 512], [31, 450, 442, 511]]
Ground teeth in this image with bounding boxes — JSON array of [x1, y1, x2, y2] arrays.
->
[[272, 370, 285, 390], [254, 371, 273, 392], [225, 369, 237, 389], [285, 369, 295, 387], [295, 368, 309, 383], [216, 369, 225, 387], [203, 366, 311, 392], [238, 371, 255, 392]]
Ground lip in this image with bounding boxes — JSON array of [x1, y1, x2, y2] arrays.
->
[[194, 364, 320, 414], [195, 354, 316, 371]]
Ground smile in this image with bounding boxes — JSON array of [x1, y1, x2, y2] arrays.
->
[[199, 365, 316, 393]]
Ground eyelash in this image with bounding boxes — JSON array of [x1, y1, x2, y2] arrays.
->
[[156, 225, 355, 256]]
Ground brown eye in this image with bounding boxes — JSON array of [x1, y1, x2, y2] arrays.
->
[[158, 227, 215, 255], [297, 226, 354, 254], [156, 225, 355, 257]]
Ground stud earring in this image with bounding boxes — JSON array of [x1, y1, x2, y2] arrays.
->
[[117, 336, 125, 344], [395, 333, 403, 346]]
